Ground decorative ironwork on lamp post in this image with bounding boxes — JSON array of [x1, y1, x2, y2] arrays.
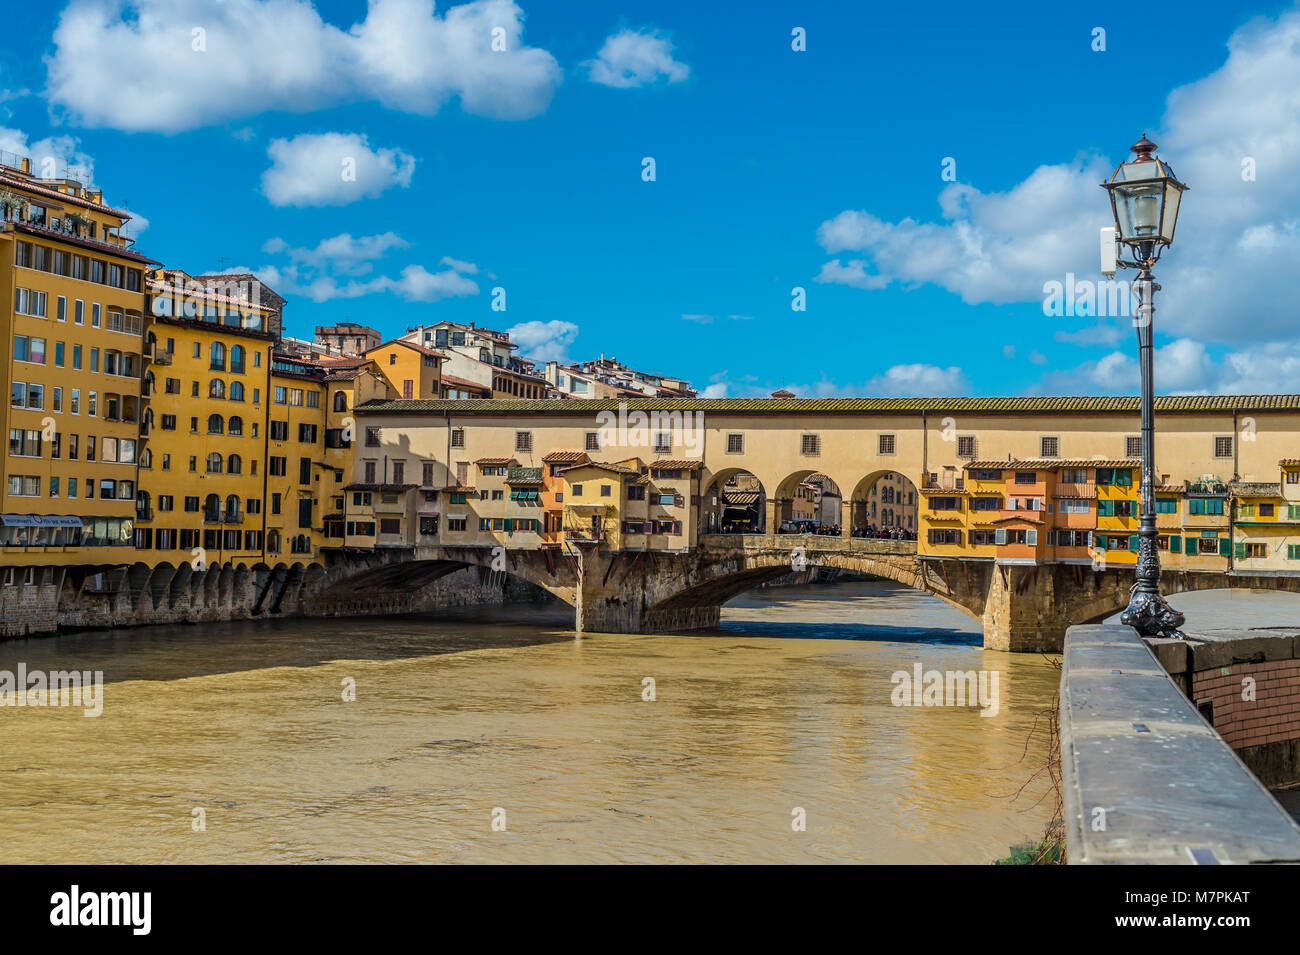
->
[[1101, 135, 1189, 639]]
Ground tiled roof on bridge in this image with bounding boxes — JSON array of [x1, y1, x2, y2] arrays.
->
[[650, 459, 704, 470], [475, 457, 516, 465], [354, 395, 1300, 416], [1281, 459, 1300, 467], [542, 449, 587, 463], [964, 458, 1140, 470], [568, 460, 639, 475]]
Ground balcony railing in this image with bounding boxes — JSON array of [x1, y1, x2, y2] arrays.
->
[[135, 506, 154, 522]]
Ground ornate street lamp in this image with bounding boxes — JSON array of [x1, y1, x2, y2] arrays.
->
[[1101, 135, 1189, 639]]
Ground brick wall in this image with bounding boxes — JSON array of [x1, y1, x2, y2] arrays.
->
[[1193, 660, 1300, 750]]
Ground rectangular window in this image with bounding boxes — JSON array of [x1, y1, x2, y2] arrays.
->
[[956, 435, 976, 458], [56, 296, 66, 322], [726, 433, 744, 453], [878, 434, 896, 455], [1214, 436, 1233, 458], [1039, 436, 1059, 458], [515, 431, 532, 452], [451, 429, 465, 448], [801, 434, 820, 456], [585, 432, 600, 451]]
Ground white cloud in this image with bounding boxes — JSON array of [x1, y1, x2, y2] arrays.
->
[[507, 319, 579, 362], [252, 235, 481, 303], [1029, 338, 1219, 395], [696, 365, 969, 398], [261, 133, 414, 207], [380, 264, 479, 302], [265, 232, 410, 275], [814, 8, 1300, 349], [46, 0, 562, 133], [584, 28, 689, 88]]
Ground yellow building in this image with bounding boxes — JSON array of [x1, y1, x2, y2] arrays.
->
[[138, 270, 276, 566], [0, 155, 151, 573], [267, 353, 330, 560], [364, 338, 443, 401]]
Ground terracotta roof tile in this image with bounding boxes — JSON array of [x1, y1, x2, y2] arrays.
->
[[354, 395, 1300, 415]]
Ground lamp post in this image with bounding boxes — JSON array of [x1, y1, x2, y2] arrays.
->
[[1101, 135, 1189, 639]]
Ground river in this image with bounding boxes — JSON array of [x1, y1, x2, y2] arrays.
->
[[1, 581, 1295, 863]]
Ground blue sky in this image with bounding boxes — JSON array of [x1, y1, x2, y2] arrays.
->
[[2, 0, 1298, 397]]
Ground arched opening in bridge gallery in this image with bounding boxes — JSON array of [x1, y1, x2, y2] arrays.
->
[[847, 471, 919, 541], [770, 471, 844, 535], [703, 469, 767, 534]]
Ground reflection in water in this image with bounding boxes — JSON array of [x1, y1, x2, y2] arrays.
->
[[1, 581, 1066, 863]]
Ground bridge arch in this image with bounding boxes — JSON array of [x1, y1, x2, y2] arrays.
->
[[643, 538, 986, 627]]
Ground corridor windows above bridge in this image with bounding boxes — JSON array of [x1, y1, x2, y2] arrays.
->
[[1215, 435, 1234, 458], [1126, 436, 1142, 457], [451, 428, 465, 448], [1040, 436, 1060, 458], [956, 435, 977, 458], [800, 434, 820, 456], [585, 432, 600, 451], [878, 434, 896, 455], [516, 431, 533, 452], [726, 433, 744, 454]]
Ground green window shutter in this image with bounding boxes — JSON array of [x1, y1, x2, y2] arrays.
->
[[1190, 499, 1203, 515], [1170, 535, 1181, 553], [1118, 469, 1132, 486], [1185, 536, 1197, 555], [1129, 535, 1139, 551], [1219, 537, 1231, 557], [1096, 534, 1107, 551], [1234, 542, 1246, 559]]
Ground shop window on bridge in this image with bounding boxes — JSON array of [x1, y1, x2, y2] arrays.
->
[[1155, 498, 1178, 513], [1014, 472, 1038, 485], [927, 528, 962, 545], [971, 469, 1002, 480], [969, 529, 997, 545], [1189, 498, 1224, 515], [379, 518, 401, 535], [928, 496, 961, 511], [419, 516, 438, 535]]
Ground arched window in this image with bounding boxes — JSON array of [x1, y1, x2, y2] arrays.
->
[[209, 378, 225, 399], [230, 344, 245, 374], [225, 494, 240, 517], [227, 454, 241, 474], [207, 414, 223, 434], [230, 381, 244, 402], [210, 342, 225, 370], [204, 493, 221, 519], [267, 530, 281, 553], [206, 452, 223, 474], [333, 391, 347, 412], [228, 416, 243, 436], [140, 447, 152, 468]]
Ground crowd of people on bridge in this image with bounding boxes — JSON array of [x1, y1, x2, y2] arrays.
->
[[722, 522, 916, 541]]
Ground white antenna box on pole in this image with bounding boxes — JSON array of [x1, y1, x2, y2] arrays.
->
[[1100, 226, 1118, 278]]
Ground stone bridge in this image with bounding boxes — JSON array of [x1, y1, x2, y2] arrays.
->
[[308, 535, 1300, 651]]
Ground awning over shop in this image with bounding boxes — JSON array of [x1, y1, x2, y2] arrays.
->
[[1, 514, 84, 527]]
